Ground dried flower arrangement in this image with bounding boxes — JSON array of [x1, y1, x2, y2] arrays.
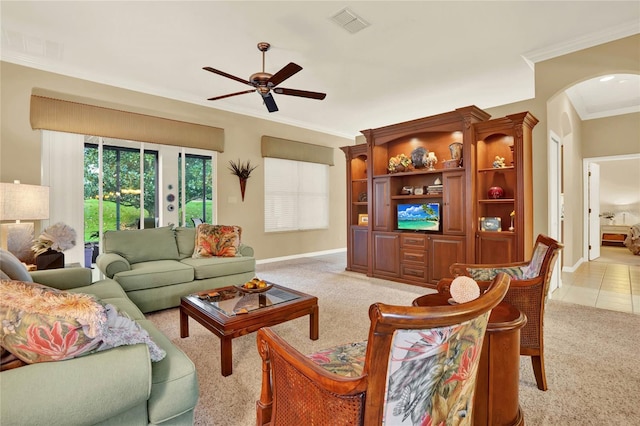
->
[[32, 222, 77, 256], [388, 154, 412, 173], [228, 159, 258, 180]]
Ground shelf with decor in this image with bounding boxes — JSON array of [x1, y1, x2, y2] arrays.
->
[[341, 144, 369, 273], [473, 112, 538, 264]]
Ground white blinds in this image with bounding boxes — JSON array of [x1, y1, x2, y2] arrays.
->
[[264, 158, 329, 232]]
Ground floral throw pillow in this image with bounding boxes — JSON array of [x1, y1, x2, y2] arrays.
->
[[0, 280, 166, 364], [192, 224, 242, 258]]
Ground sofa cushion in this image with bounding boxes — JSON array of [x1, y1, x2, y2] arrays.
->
[[0, 280, 166, 363], [0, 248, 33, 282], [103, 226, 180, 264], [137, 319, 199, 424], [180, 256, 256, 279], [113, 260, 194, 292], [70, 280, 145, 321], [175, 227, 196, 259], [192, 224, 242, 258]]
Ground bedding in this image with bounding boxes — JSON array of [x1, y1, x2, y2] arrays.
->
[[624, 223, 640, 255]]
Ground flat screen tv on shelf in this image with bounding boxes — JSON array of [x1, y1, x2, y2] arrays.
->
[[397, 203, 441, 232]]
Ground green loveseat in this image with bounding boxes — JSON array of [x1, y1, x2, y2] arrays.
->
[[96, 226, 256, 313], [0, 260, 199, 425]]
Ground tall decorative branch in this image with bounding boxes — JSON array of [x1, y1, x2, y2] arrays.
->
[[228, 159, 258, 202]]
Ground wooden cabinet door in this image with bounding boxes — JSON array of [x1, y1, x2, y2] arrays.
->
[[443, 171, 465, 234], [349, 226, 369, 272], [429, 235, 465, 284], [373, 177, 392, 231], [477, 233, 515, 264], [373, 232, 400, 277]]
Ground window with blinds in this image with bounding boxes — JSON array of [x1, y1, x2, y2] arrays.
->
[[264, 157, 329, 232]]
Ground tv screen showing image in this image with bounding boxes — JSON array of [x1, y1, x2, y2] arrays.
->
[[397, 203, 440, 231]]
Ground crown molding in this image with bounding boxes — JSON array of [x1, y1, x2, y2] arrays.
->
[[523, 20, 639, 64]]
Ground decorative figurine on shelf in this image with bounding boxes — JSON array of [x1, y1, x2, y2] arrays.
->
[[425, 151, 438, 171], [388, 154, 412, 173], [411, 147, 428, 169], [509, 210, 515, 231], [493, 156, 506, 168]]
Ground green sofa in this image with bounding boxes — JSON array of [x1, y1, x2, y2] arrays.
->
[[96, 226, 256, 313], [0, 259, 199, 425]]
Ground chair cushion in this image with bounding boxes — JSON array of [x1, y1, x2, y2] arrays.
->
[[103, 226, 179, 264], [307, 341, 367, 377], [467, 266, 525, 281], [523, 242, 549, 279], [192, 224, 242, 258]]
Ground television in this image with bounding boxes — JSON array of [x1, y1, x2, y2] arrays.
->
[[397, 203, 440, 232]]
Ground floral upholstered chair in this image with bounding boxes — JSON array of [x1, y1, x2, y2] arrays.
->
[[255, 273, 510, 426], [444, 234, 563, 391]]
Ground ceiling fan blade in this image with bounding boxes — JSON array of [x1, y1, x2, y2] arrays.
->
[[273, 87, 326, 100], [267, 62, 302, 87], [261, 93, 279, 112], [207, 89, 256, 101], [203, 66, 251, 86]]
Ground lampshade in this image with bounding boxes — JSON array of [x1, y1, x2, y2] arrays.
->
[[0, 181, 50, 221]]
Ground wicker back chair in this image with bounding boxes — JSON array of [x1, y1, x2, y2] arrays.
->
[[445, 234, 563, 391], [256, 273, 511, 426]]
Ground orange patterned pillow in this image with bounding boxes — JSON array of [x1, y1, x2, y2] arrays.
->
[[192, 224, 242, 258]]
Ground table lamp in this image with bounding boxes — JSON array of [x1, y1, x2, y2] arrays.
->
[[0, 180, 50, 263]]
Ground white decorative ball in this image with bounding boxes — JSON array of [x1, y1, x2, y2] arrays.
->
[[450, 276, 481, 304]]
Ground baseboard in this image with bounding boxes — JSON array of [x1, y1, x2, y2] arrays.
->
[[562, 257, 585, 273], [257, 248, 346, 265]]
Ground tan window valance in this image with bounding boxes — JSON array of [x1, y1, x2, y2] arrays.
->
[[261, 136, 334, 166], [30, 92, 224, 152]]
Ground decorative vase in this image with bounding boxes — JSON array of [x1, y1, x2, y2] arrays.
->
[[448, 142, 463, 165], [425, 152, 438, 171], [488, 186, 504, 199], [36, 249, 64, 270], [411, 147, 428, 169], [239, 178, 247, 202]]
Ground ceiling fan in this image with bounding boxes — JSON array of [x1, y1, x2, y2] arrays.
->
[[203, 42, 326, 113]]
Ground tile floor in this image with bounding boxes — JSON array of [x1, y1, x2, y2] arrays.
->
[[553, 260, 640, 314]]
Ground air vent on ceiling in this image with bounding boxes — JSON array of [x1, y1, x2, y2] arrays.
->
[[330, 8, 370, 34]]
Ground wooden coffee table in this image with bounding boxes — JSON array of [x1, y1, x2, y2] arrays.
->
[[180, 283, 319, 376]]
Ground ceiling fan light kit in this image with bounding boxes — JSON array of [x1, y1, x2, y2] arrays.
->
[[203, 42, 326, 113]]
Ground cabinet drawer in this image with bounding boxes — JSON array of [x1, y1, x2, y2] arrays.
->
[[401, 264, 428, 281], [401, 249, 427, 264], [400, 233, 427, 249]]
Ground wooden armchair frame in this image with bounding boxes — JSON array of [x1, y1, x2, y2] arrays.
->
[[256, 273, 511, 425], [444, 234, 562, 391]]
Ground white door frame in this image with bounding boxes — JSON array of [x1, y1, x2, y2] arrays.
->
[[548, 131, 563, 294], [583, 153, 640, 260]]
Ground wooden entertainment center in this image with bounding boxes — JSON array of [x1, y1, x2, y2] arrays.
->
[[341, 106, 538, 287]]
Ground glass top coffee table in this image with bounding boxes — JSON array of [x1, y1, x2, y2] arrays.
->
[[180, 282, 319, 376]]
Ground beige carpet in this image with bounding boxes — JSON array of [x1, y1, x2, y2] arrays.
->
[[147, 253, 640, 425]]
